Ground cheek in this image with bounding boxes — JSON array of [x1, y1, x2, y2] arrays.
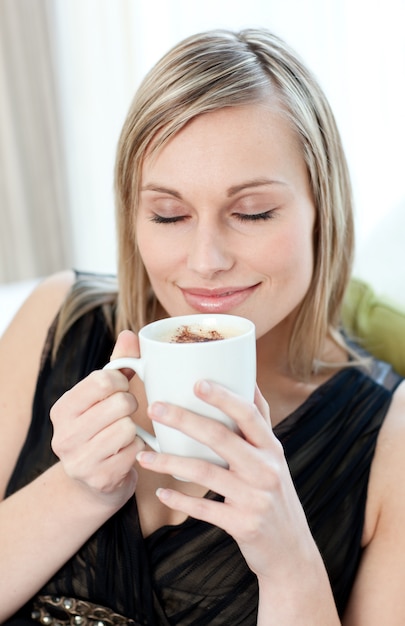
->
[[137, 229, 181, 283], [266, 225, 314, 285]]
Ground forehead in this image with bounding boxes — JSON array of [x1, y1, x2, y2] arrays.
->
[[141, 104, 307, 191]]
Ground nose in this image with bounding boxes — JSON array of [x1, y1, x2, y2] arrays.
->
[[187, 224, 234, 278]]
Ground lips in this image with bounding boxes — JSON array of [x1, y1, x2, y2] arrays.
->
[[179, 284, 259, 313]]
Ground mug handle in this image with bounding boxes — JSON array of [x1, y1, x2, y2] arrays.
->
[[103, 358, 161, 452]]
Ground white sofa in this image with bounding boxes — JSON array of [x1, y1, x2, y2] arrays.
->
[[0, 278, 41, 337]]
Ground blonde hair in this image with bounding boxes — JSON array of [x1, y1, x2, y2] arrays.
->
[[58, 29, 355, 377]]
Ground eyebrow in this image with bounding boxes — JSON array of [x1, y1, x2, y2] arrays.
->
[[226, 178, 286, 197], [141, 184, 183, 199], [141, 178, 285, 199]]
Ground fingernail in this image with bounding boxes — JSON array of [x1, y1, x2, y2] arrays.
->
[[156, 487, 170, 501], [150, 402, 167, 418], [136, 451, 156, 464], [198, 380, 211, 395]]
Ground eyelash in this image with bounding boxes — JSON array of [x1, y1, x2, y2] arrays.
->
[[150, 214, 185, 224], [150, 211, 275, 224], [234, 211, 275, 222]]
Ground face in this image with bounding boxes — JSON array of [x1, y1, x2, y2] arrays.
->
[[137, 104, 316, 341]]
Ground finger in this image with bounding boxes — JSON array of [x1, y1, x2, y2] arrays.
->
[[155, 487, 235, 529], [81, 390, 138, 437], [153, 484, 274, 543], [254, 384, 271, 426], [194, 380, 273, 448], [144, 399, 249, 472], [136, 440, 275, 504], [94, 431, 144, 493], [143, 395, 280, 487], [110, 329, 140, 359], [136, 449, 242, 502], [66, 416, 138, 471], [51, 369, 131, 422], [109, 330, 140, 380], [154, 482, 283, 559], [93, 416, 138, 458], [136, 452, 267, 532], [52, 391, 138, 459], [70, 445, 141, 496]]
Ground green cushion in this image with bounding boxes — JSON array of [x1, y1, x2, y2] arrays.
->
[[342, 278, 405, 377]]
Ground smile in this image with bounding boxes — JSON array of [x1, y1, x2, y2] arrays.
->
[[179, 284, 259, 313]]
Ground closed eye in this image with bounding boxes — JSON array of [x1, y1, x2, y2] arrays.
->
[[233, 210, 276, 222], [149, 214, 187, 224], [149, 210, 276, 224]]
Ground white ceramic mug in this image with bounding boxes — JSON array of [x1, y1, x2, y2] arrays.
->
[[104, 314, 256, 468]]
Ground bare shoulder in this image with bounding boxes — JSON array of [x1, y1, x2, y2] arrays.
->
[[0, 270, 75, 498], [362, 380, 405, 542], [343, 380, 405, 624], [371, 378, 405, 494], [379, 379, 405, 444], [376, 378, 405, 494]]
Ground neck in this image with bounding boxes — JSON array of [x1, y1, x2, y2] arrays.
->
[[256, 317, 295, 379]]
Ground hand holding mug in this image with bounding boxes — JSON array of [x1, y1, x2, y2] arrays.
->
[[104, 314, 256, 470], [50, 330, 145, 509]]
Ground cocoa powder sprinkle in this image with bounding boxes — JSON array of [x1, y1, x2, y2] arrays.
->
[[171, 325, 224, 343]]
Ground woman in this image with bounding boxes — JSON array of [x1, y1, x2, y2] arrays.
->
[[1, 29, 405, 625]]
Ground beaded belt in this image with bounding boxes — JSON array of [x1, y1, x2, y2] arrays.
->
[[31, 595, 137, 626]]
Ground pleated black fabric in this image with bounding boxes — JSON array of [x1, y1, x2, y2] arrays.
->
[[5, 276, 403, 624]]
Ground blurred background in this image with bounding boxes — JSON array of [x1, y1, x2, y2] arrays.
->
[[1, 0, 404, 323]]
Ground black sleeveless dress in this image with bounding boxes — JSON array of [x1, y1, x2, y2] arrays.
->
[[5, 284, 403, 624]]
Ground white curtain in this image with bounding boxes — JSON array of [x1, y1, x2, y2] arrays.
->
[[0, 0, 72, 282], [1, 0, 404, 306]]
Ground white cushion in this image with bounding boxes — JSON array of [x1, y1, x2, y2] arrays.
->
[[0, 279, 41, 337]]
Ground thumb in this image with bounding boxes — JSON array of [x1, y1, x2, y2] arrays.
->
[[111, 330, 140, 360], [109, 330, 140, 380]]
